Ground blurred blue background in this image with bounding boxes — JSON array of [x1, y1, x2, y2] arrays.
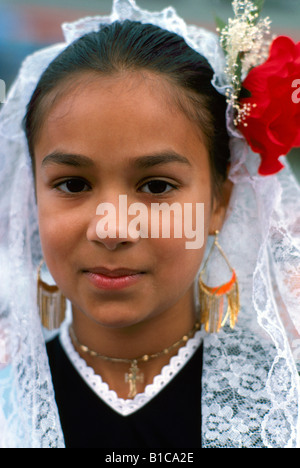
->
[[0, 0, 299, 180]]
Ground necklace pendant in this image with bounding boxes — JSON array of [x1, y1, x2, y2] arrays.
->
[[125, 360, 144, 399]]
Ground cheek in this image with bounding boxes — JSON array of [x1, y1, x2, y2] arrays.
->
[[37, 200, 85, 276], [148, 198, 212, 288], [149, 234, 206, 291]]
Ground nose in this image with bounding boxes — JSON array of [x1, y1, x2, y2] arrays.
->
[[86, 196, 140, 251]]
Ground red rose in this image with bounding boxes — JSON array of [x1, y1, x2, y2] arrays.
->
[[238, 36, 300, 175]]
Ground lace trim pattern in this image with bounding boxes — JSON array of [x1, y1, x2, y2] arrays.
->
[[60, 320, 203, 416]]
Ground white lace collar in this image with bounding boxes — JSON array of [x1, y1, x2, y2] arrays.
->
[[59, 320, 203, 417]]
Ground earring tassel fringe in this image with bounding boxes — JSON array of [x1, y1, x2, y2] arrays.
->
[[37, 276, 66, 331], [199, 270, 239, 333]]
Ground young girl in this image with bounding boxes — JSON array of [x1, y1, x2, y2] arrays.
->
[[0, 0, 299, 448]]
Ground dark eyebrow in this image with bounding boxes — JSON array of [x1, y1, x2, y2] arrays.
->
[[41, 150, 192, 170], [42, 152, 95, 168], [133, 151, 192, 169]]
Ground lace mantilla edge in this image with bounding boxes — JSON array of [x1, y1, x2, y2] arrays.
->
[[59, 320, 203, 417]]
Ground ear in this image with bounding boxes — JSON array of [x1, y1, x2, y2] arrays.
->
[[208, 179, 233, 235]]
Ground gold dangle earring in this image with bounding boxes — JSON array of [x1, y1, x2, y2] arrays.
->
[[198, 230, 240, 333], [37, 260, 66, 330]]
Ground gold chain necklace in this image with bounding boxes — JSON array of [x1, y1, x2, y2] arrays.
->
[[69, 321, 200, 399]]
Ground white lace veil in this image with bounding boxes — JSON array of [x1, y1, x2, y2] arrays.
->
[[0, 0, 299, 448]]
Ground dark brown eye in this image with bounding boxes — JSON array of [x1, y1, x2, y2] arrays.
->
[[141, 180, 175, 194], [57, 178, 90, 193]]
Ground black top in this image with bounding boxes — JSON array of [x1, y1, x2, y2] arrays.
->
[[46, 336, 203, 449]]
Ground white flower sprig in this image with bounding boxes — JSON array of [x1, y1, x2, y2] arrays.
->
[[216, 0, 272, 126]]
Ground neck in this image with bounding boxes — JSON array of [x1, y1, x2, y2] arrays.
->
[[71, 298, 198, 399]]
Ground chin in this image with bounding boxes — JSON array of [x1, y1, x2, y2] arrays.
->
[[86, 305, 149, 330]]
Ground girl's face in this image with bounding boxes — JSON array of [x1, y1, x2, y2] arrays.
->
[[34, 72, 226, 330]]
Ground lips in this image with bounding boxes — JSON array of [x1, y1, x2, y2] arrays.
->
[[83, 266, 145, 290], [86, 266, 144, 277]]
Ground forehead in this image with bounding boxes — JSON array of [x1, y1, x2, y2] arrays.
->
[[34, 71, 208, 168]]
